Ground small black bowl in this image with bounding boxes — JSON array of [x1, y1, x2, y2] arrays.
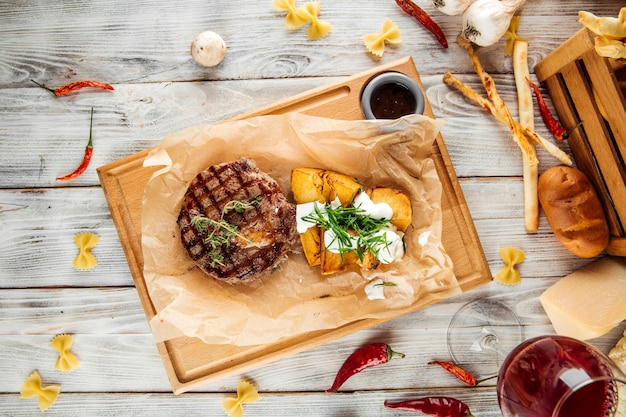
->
[[361, 71, 425, 120]]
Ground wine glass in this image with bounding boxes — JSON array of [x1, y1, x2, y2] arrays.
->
[[446, 298, 524, 381], [497, 335, 626, 417]]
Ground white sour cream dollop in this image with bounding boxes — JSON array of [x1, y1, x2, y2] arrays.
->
[[365, 279, 386, 300], [295, 192, 405, 264]]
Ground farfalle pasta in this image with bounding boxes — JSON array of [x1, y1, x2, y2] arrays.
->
[[503, 16, 527, 56], [363, 19, 402, 57], [20, 371, 60, 412], [273, 0, 308, 30], [298, 1, 332, 40], [273, 0, 332, 40], [494, 247, 526, 285], [72, 232, 100, 270], [221, 379, 260, 417], [50, 334, 80, 372]]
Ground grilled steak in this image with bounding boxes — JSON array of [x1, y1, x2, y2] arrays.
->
[[177, 158, 298, 284]]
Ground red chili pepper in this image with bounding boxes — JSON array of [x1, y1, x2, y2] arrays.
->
[[384, 397, 474, 417], [526, 77, 580, 141], [326, 342, 405, 392], [56, 108, 94, 181], [395, 0, 448, 48], [32, 79, 114, 96], [428, 361, 477, 386]]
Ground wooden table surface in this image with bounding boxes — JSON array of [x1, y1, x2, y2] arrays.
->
[[1, 1, 624, 415]]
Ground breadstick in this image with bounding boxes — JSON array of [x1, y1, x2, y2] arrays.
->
[[456, 36, 535, 158], [442, 72, 572, 166], [513, 39, 539, 232]]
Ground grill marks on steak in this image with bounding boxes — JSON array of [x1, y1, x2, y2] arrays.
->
[[178, 158, 298, 284]]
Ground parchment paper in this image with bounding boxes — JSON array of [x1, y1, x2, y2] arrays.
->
[[141, 112, 460, 346]]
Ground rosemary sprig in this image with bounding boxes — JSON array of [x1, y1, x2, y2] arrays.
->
[[190, 196, 262, 268], [301, 202, 394, 263]]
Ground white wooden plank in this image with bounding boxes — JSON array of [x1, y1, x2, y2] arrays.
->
[[0, 188, 132, 288], [2, 389, 500, 417], [0, 73, 571, 188], [3, 323, 624, 394], [0, 288, 149, 335], [0, 177, 595, 288], [0, 278, 556, 337], [0, 1, 620, 86]]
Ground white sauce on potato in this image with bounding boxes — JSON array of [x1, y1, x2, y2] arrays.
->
[[296, 193, 404, 264]]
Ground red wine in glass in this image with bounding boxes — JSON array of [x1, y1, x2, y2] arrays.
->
[[497, 335, 622, 417]]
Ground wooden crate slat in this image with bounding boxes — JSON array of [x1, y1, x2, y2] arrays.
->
[[543, 74, 623, 237], [559, 60, 626, 227]]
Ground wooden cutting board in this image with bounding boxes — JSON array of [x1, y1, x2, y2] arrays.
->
[[97, 56, 491, 394]]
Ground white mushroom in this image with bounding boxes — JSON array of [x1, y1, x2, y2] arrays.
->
[[190, 31, 226, 67]]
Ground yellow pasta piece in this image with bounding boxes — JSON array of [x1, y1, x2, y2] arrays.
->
[[494, 247, 525, 285], [273, 0, 308, 30], [20, 371, 60, 412], [221, 379, 260, 417], [363, 19, 401, 57], [594, 36, 626, 59], [72, 232, 100, 270], [50, 334, 80, 372], [579, 8, 626, 39], [298, 1, 332, 40], [503, 16, 527, 57]]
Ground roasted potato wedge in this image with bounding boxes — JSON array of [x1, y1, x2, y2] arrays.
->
[[322, 171, 362, 206], [320, 231, 359, 275], [291, 167, 325, 204], [357, 250, 377, 271], [291, 168, 410, 275], [300, 226, 322, 267], [321, 250, 348, 275], [367, 187, 412, 232]]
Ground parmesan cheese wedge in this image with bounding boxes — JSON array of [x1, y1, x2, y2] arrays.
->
[[540, 256, 626, 340]]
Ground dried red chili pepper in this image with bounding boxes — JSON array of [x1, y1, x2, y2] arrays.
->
[[56, 108, 94, 181], [384, 397, 474, 417], [525, 77, 580, 141], [428, 360, 477, 386], [32, 79, 114, 96], [395, 0, 448, 48], [326, 342, 405, 392]]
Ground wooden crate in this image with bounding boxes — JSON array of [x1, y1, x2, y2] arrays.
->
[[535, 28, 626, 256]]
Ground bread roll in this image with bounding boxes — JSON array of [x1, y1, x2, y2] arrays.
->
[[538, 165, 609, 258]]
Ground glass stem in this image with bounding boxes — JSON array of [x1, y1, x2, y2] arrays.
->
[[476, 327, 510, 358]]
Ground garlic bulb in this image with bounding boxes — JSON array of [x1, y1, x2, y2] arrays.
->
[[461, 0, 526, 46], [430, 0, 474, 16]]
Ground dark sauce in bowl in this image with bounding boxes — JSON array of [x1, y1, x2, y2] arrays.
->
[[360, 71, 425, 120], [370, 82, 417, 119]]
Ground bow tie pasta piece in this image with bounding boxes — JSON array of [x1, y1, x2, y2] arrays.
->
[[273, 0, 308, 30], [298, 1, 332, 40], [72, 232, 100, 270], [363, 19, 402, 57], [495, 247, 526, 285], [20, 371, 60, 412], [50, 334, 80, 372], [221, 379, 260, 417], [503, 16, 527, 56]]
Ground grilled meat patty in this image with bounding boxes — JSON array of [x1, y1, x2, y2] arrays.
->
[[177, 158, 298, 284]]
